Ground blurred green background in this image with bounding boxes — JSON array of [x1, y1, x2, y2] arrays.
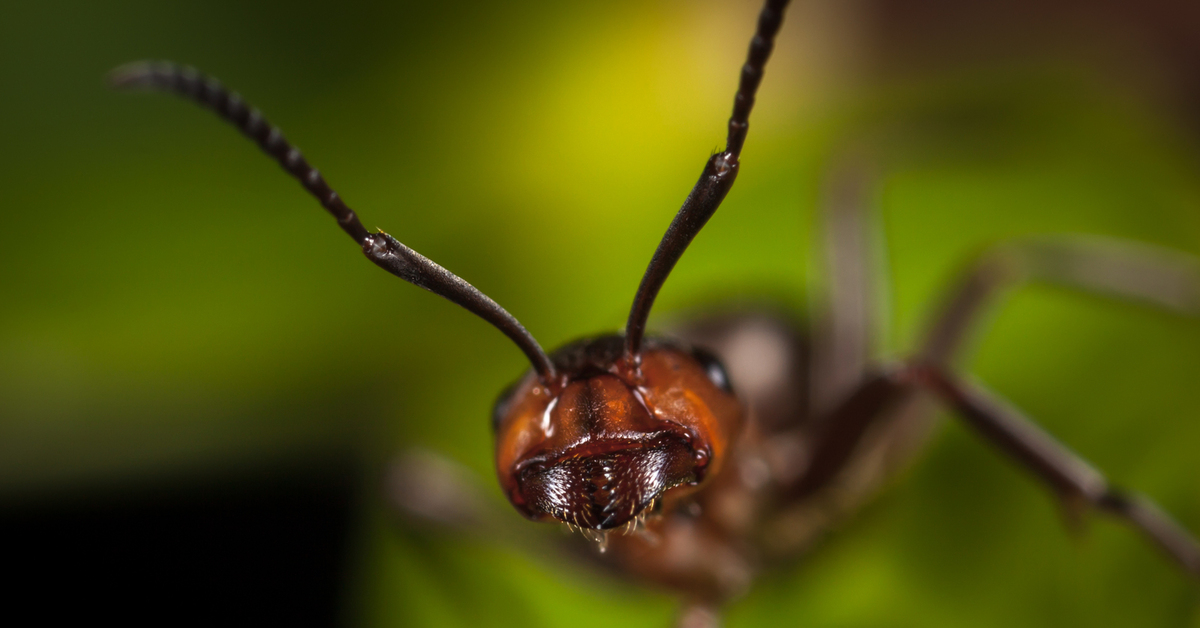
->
[[1, 0, 1198, 625]]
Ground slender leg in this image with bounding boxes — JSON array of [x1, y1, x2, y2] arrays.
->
[[908, 364, 1200, 577], [675, 601, 721, 628], [787, 360, 1200, 577], [785, 235, 1200, 569], [909, 236, 1200, 576], [809, 158, 885, 416], [804, 226, 1200, 461], [920, 235, 1200, 367], [385, 450, 609, 573], [787, 369, 914, 500], [782, 156, 917, 502]]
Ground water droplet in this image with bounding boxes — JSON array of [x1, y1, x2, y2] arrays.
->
[[581, 528, 609, 553]]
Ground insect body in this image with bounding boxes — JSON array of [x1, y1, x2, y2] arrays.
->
[[113, 0, 1200, 623]]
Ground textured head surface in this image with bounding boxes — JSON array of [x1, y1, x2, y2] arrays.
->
[[493, 335, 742, 530]]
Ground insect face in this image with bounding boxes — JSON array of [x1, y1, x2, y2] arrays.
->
[[107, 0, 1200, 621], [493, 336, 741, 532]]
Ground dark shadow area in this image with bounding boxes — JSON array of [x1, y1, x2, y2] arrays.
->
[[0, 463, 358, 626]]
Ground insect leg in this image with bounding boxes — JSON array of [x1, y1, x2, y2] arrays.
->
[[785, 369, 912, 499], [385, 450, 601, 570], [809, 158, 886, 416], [783, 238, 1200, 518], [786, 361, 1200, 577], [675, 601, 721, 628], [776, 158, 913, 501], [919, 235, 1200, 367], [907, 365, 1200, 578], [910, 235, 1200, 558]]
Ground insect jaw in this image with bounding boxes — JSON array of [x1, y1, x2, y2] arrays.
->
[[513, 432, 705, 532]]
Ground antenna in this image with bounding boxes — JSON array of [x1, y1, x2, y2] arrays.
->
[[623, 0, 790, 360], [110, 62, 557, 384]]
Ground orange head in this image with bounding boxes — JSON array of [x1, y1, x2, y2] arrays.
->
[[493, 335, 742, 531]]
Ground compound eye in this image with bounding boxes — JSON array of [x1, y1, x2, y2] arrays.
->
[[691, 346, 733, 394], [492, 380, 519, 433]]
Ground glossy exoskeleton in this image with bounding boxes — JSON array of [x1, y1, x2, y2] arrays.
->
[[113, 0, 1200, 623], [493, 335, 740, 537]]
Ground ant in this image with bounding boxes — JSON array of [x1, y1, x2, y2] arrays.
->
[[112, 0, 1200, 624]]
